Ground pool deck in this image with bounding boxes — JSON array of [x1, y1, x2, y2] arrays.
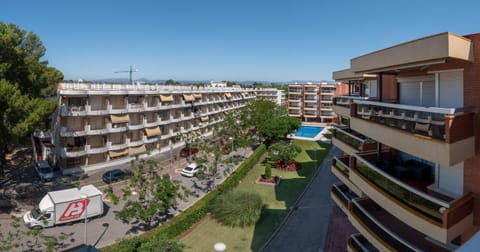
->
[[288, 124, 332, 142]]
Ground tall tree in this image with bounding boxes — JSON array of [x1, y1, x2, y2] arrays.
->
[[105, 158, 191, 230], [0, 22, 63, 176]]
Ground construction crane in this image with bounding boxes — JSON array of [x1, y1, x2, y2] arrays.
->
[[114, 65, 138, 84]]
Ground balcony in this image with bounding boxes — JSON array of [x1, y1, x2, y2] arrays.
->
[[64, 145, 87, 157], [330, 184, 358, 215], [331, 157, 363, 196], [351, 100, 475, 166], [60, 126, 88, 137], [332, 96, 370, 117], [88, 145, 108, 154], [350, 198, 452, 252], [347, 234, 378, 252], [350, 151, 474, 243], [332, 127, 376, 155]]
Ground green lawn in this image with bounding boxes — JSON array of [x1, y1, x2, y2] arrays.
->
[[180, 140, 331, 252]]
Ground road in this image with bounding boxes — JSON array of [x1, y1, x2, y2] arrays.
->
[[0, 146, 253, 251]]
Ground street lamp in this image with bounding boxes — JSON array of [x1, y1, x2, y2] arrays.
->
[[80, 193, 88, 245], [228, 137, 234, 152]]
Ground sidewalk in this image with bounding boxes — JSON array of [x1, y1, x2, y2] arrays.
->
[[262, 147, 342, 252]]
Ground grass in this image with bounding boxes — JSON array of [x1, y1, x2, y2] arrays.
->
[[180, 140, 331, 252]]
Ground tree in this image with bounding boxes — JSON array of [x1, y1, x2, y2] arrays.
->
[[0, 22, 63, 176], [267, 141, 301, 166], [105, 158, 191, 230], [241, 99, 300, 145], [0, 215, 70, 252], [164, 79, 175, 85]]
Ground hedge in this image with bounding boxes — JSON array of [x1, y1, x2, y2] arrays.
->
[[103, 144, 266, 252]]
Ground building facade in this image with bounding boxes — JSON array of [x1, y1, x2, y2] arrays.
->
[[36, 83, 280, 174], [287, 82, 346, 123], [330, 32, 480, 251]]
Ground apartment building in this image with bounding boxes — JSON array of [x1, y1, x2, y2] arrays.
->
[[287, 82, 346, 123], [330, 32, 480, 251], [255, 88, 284, 105], [35, 83, 274, 175]]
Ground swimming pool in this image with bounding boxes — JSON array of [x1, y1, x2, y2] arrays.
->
[[295, 126, 324, 138]]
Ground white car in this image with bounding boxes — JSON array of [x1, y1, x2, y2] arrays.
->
[[35, 160, 54, 182], [180, 163, 204, 177]]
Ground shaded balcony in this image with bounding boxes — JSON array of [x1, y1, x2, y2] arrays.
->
[[330, 183, 358, 215], [333, 96, 370, 117], [350, 198, 452, 252], [350, 100, 475, 166], [350, 151, 474, 243], [332, 127, 376, 155], [331, 157, 363, 196]]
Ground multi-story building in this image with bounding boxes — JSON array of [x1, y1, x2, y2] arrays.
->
[[37, 82, 264, 174], [255, 88, 284, 105], [330, 32, 480, 251], [287, 82, 346, 123]]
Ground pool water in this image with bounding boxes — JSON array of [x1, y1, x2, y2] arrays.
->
[[295, 126, 324, 138]]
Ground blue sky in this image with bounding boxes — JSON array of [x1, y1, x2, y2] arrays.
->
[[2, 0, 480, 82]]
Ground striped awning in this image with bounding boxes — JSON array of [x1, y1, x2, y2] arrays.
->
[[129, 145, 147, 155], [193, 94, 202, 99], [183, 94, 195, 102], [145, 127, 161, 137], [224, 93, 232, 98], [160, 95, 173, 102], [109, 149, 128, 158], [110, 114, 130, 123], [200, 116, 209, 122]]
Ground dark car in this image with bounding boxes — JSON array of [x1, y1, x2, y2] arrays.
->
[[179, 147, 199, 157], [102, 169, 131, 184]]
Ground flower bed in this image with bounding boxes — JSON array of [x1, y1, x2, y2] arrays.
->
[[273, 160, 301, 171], [256, 175, 281, 186]]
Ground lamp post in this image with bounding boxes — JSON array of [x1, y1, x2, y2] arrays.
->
[[228, 137, 234, 152], [214, 242, 226, 252], [80, 193, 88, 245], [313, 147, 318, 167]]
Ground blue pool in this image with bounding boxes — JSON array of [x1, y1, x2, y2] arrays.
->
[[295, 126, 324, 138]]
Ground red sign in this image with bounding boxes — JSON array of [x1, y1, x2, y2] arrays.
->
[[59, 199, 89, 221]]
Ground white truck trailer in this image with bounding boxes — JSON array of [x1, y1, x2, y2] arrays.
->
[[23, 185, 103, 228]]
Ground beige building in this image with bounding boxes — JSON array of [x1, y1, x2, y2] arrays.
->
[[331, 32, 480, 251], [37, 82, 280, 174]]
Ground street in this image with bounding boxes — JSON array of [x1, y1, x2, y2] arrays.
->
[[0, 146, 254, 251]]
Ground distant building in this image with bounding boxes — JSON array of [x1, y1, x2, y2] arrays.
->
[[209, 81, 227, 88], [287, 82, 348, 123]]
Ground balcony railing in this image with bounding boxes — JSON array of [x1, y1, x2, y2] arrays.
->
[[352, 151, 474, 227], [332, 156, 350, 176], [333, 127, 370, 150], [353, 100, 474, 143], [347, 234, 377, 252], [350, 199, 424, 252], [331, 184, 357, 208]]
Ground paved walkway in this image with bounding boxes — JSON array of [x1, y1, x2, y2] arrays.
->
[[262, 147, 342, 252]]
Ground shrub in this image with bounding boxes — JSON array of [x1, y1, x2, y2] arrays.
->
[[210, 191, 264, 227], [264, 164, 272, 179]]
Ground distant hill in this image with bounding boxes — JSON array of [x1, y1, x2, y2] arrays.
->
[[66, 78, 331, 85]]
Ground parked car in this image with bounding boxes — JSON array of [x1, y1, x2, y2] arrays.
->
[[102, 169, 132, 184], [180, 163, 204, 177], [180, 147, 199, 157], [35, 160, 54, 182]]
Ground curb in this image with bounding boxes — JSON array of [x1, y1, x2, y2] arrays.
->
[[260, 146, 336, 252]]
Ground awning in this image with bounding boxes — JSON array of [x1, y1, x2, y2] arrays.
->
[[110, 114, 130, 123], [129, 145, 147, 155], [200, 116, 209, 122], [183, 94, 195, 102], [145, 127, 161, 137], [160, 95, 173, 102], [225, 93, 232, 98], [193, 94, 202, 99], [109, 149, 128, 158], [241, 92, 248, 97]]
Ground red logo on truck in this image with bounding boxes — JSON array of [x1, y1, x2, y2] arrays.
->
[[59, 199, 89, 221]]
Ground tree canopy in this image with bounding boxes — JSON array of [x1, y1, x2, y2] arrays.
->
[[0, 22, 63, 176]]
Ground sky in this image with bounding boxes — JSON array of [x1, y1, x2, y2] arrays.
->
[[2, 0, 480, 82]]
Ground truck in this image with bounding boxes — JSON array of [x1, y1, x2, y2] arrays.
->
[[23, 185, 104, 228]]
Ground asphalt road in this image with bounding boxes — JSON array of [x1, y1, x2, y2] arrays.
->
[[0, 147, 253, 251]]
